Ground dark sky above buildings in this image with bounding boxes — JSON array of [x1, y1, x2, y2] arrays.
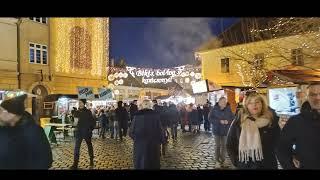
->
[[110, 18, 239, 68]]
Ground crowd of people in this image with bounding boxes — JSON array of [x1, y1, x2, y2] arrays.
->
[[0, 83, 320, 170]]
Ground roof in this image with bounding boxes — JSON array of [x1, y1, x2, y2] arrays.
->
[[198, 18, 319, 52]]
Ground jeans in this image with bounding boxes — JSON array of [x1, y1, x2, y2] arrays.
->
[[204, 119, 210, 131], [214, 136, 226, 163], [171, 124, 178, 140], [99, 125, 107, 138], [73, 133, 94, 167], [119, 126, 128, 140], [111, 121, 119, 139]]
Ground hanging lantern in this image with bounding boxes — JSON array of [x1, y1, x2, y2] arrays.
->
[[190, 72, 195, 77], [123, 72, 128, 78], [114, 72, 119, 78], [118, 79, 124, 85], [185, 77, 190, 83], [114, 80, 119, 86], [118, 72, 123, 78], [195, 73, 202, 80], [108, 83, 115, 89], [108, 74, 114, 81]]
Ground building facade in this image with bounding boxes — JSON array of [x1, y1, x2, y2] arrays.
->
[[0, 17, 109, 119], [0, 18, 18, 91]]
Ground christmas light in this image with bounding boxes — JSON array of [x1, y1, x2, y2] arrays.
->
[[51, 18, 108, 77]]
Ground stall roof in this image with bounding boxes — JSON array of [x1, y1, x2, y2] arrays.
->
[[272, 69, 320, 84], [44, 94, 99, 102]]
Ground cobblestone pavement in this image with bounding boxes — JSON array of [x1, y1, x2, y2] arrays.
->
[[51, 130, 234, 170]]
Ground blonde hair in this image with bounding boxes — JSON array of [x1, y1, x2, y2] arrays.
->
[[241, 93, 273, 125], [140, 99, 153, 110]]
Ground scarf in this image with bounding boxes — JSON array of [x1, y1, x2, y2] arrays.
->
[[239, 115, 270, 163]]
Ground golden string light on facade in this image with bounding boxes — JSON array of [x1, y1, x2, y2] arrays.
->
[[51, 18, 108, 77]]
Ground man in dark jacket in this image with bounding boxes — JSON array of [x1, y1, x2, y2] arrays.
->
[[276, 83, 320, 169], [70, 99, 95, 169], [130, 100, 138, 121], [129, 100, 162, 169], [209, 97, 234, 166], [168, 104, 179, 140], [203, 103, 210, 132], [115, 101, 129, 141], [0, 94, 52, 169]]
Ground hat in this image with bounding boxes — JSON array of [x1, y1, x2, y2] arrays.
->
[[0, 94, 27, 115], [79, 99, 87, 105]]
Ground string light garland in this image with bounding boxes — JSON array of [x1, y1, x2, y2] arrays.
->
[[51, 18, 108, 77]]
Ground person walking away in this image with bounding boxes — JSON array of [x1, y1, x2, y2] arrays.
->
[[189, 104, 199, 134], [203, 103, 210, 132], [98, 109, 108, 139], [276, 83, 320, 169], [70, 99, 95, 169], [209, 97, 234, 168], [168, 104, 179, 141], [115, 101, 129, 141], [129, 100, 162, 169], [226, 92, 280, 169], [197, 105, 203, 131], [0, 94, 52, 169]]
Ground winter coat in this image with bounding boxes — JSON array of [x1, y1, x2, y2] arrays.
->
[[276, 109, 320, 169], [74, 107, 95, 138], [129, 104, 138, 120], [202, 106, 210, 121], [115, 107, 129, 128], [168, 106, 180, 127], [0, 112, 52, 169], [209, 104, 234, 136], [179, 108, 189, 125], [189, 109, 199, 125], [197, 107, 203, 124], [129, 109, 162, 169], [226, 110, 280, 169], [99, 113, 108, 127]]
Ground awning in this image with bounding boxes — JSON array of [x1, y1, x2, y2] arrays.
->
[[271, 69, 320, 84], [44, 94, 100, 102]]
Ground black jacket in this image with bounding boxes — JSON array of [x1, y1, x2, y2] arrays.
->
[[168, 106, 180, 126], [276, 109, 320, 169], [0, 112, 52, 169], [226, 110, 280, 169], [129, 104, 138, 119], [129, 109, 162, 169], [74, 107, 95, 137], [115, 107, 129, 128]]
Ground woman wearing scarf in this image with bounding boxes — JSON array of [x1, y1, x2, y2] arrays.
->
[[226, 92, 280, 169]]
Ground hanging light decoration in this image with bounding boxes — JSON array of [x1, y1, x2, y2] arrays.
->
[[108, 74, 114, 81], [118, 79, 124, 85], [195, 73, 202, 80], [190, 72, 195, 77], [185, 77, 190, 83], [108, 83, 115, 89], [123, 72, 128, 78], [114, 80, 119, 86]]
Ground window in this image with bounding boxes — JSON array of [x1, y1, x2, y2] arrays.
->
[[291, 48, 304, 66], [254, 53, 264, 68], [29, 43, 48, 65], [29, 43, 35, 63], [29, 17, 47, 24], [221, 58, 230, 73], [41, 17, 47, 24]]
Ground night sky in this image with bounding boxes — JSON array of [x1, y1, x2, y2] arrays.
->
[[110, 18, 239, 68]]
